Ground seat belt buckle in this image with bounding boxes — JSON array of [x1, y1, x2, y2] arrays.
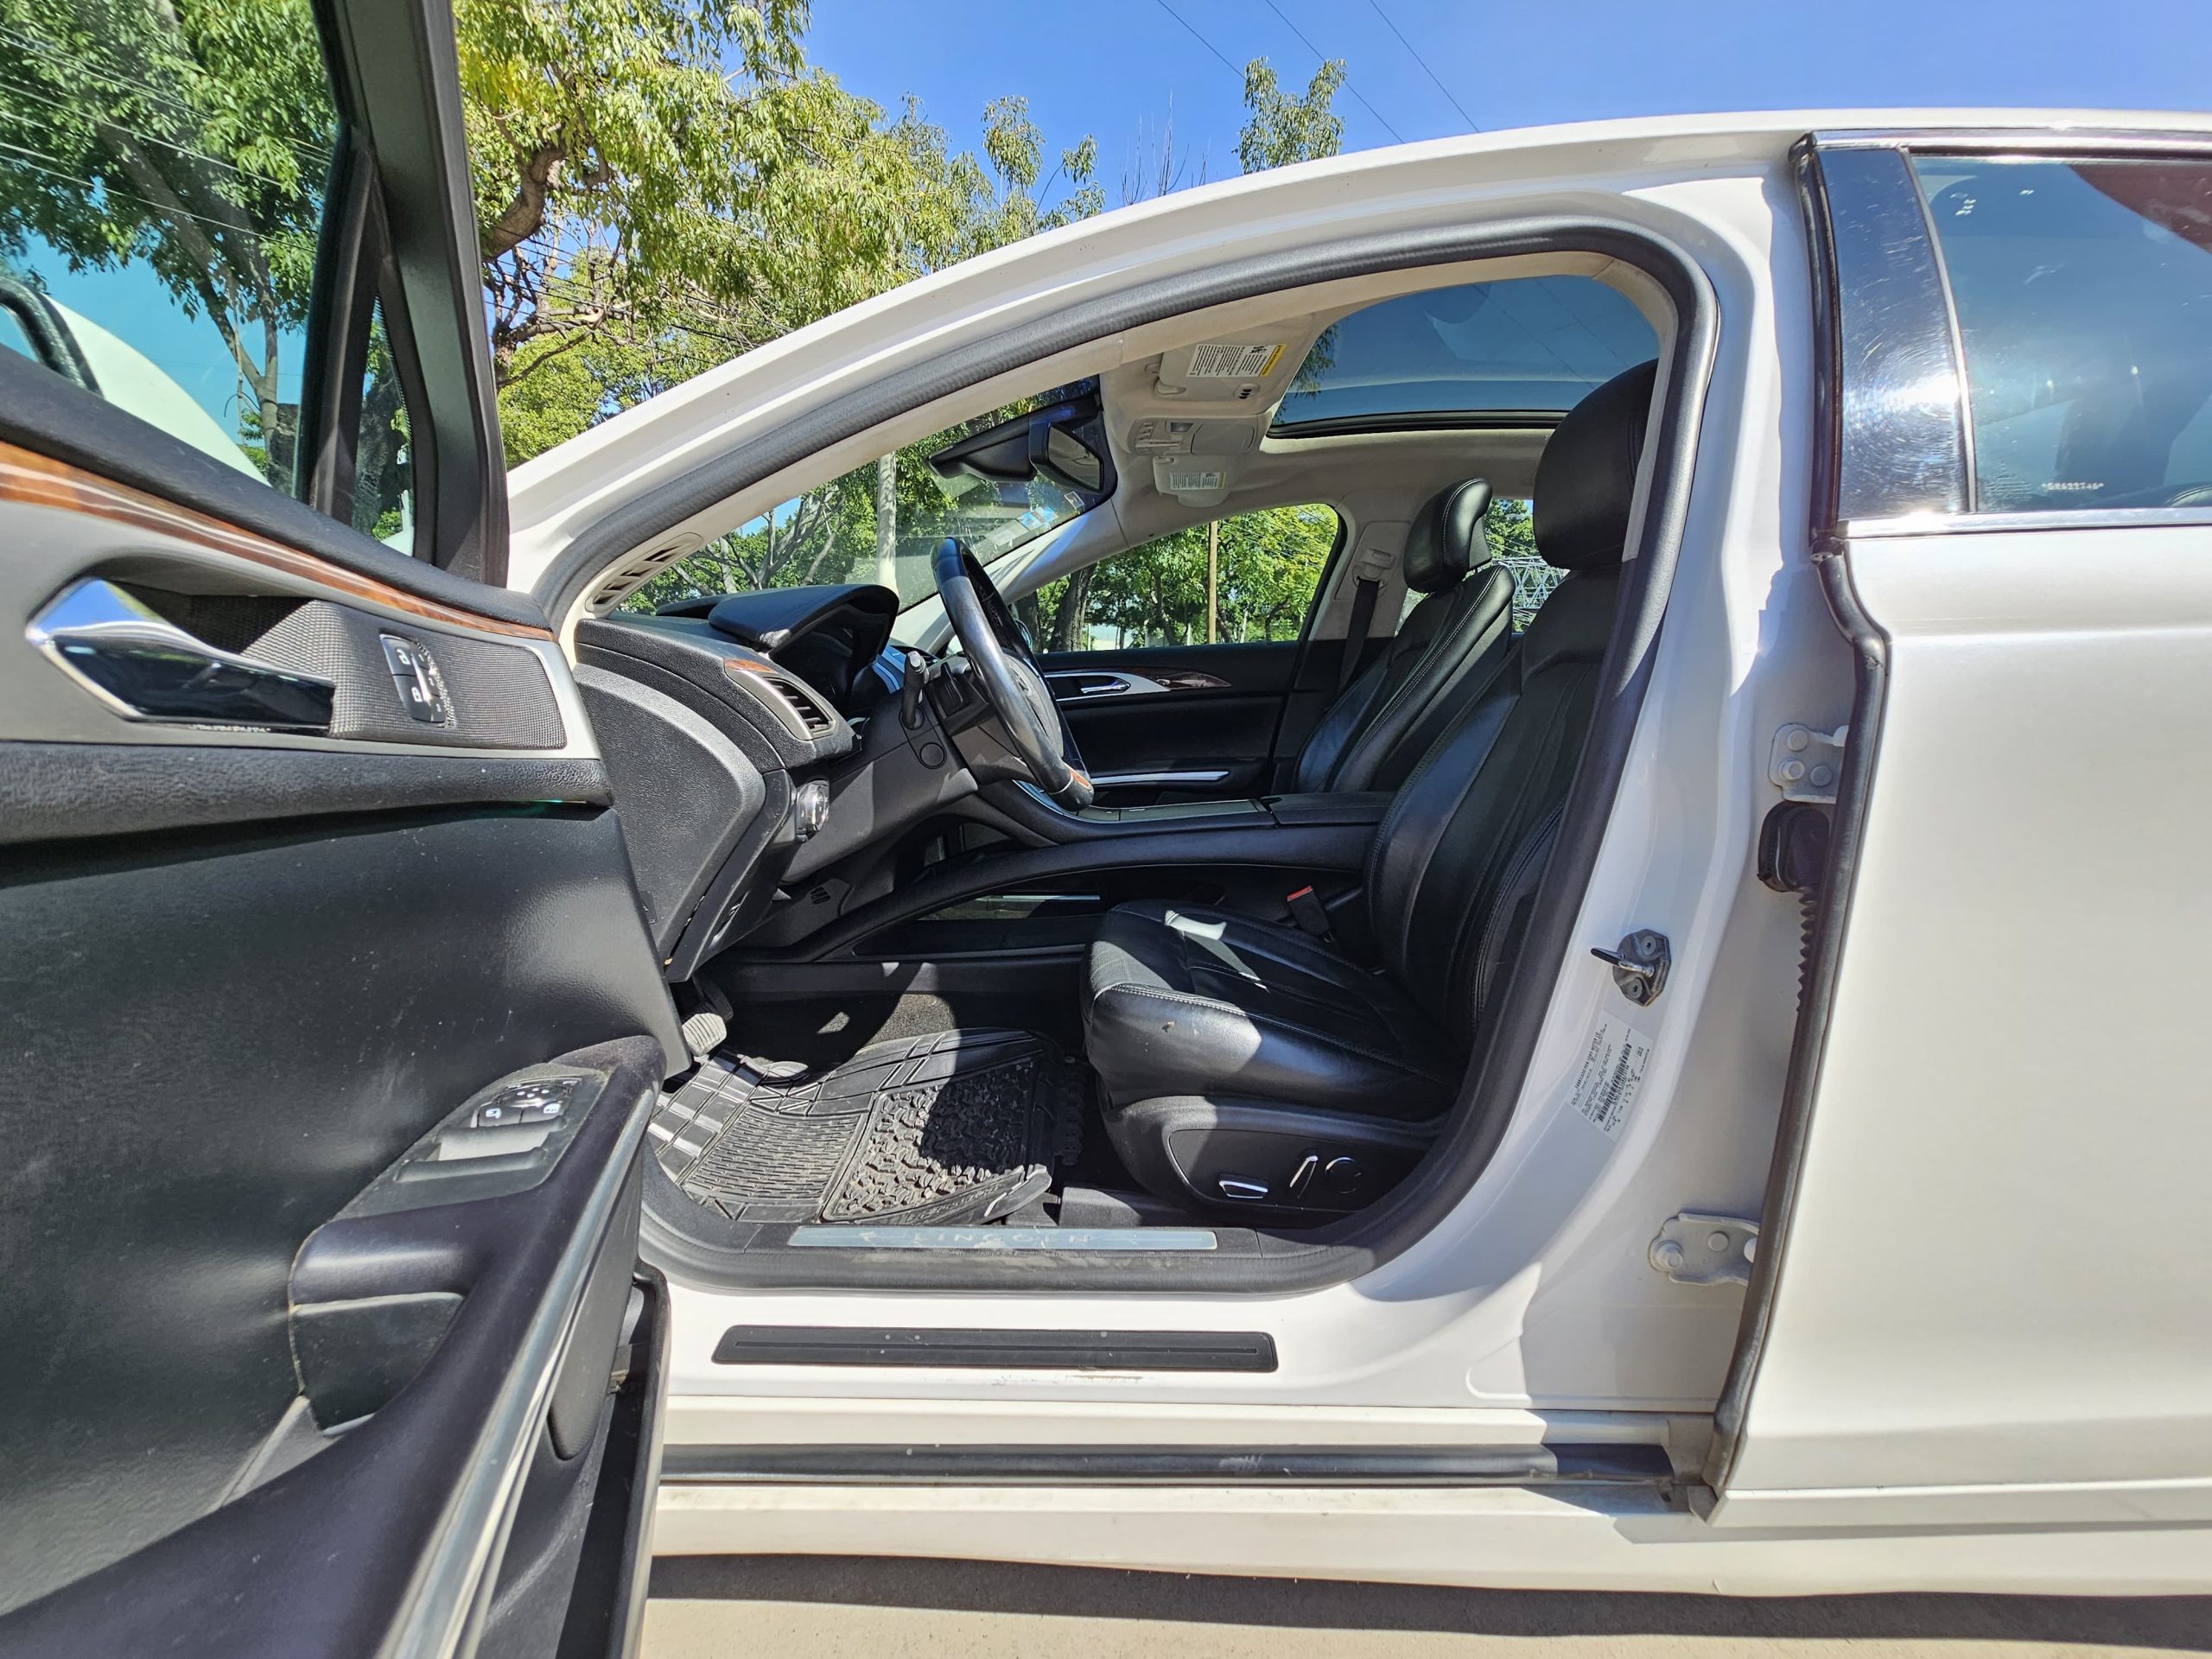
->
[[1285, 885, 1333, 941]]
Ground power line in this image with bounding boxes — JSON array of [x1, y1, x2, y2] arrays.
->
[[1149, 0, 1240, 79], [1258, 0, 1405, 144], [1366, 0, 1480, 131]]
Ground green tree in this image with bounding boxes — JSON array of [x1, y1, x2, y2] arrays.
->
[[1236, 57, 1345, 174], [463, 11, 1102, 466], [457, 3, 983, 427], [1029, 505, 1338, 651], [1236, 55, 1348, 391], [0, 0, 334, 486]]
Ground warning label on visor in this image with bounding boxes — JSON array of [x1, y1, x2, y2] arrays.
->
[[1567, 1015, 1652, 1139]]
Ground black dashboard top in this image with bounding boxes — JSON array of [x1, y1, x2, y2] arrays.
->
[[694, 582, 898, 657]]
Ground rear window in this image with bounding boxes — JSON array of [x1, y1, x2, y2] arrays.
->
[[1914, 155, 2212, 514]]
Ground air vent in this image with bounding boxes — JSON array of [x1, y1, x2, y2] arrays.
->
[[756, 670, 835, 739]]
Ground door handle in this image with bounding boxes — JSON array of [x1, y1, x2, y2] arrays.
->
[[1046, 671, 1135, 700], [28, 577, 335, 731]]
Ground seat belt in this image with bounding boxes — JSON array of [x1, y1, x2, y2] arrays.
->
[[1337, 556, 1389, 692]]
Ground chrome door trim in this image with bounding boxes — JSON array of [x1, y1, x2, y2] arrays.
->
[[1796, 139, 1969, 529], [1815, 125, 2212, 157], [1805, 124, 2212, 540], [1843, 505, 2212, 538], [1045, 668, 1236, 703], [28, 578, 337, 731], [1090, 768, 1234, 788], [1046, 670, 1144, 698]]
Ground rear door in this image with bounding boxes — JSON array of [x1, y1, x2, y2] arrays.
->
[[0, 3, 679, 1653], [1712, 132, 2212, 1529], [1029, 503, 1344, 800]]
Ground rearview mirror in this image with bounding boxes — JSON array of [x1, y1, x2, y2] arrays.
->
[[930, 390, 1111, 497]]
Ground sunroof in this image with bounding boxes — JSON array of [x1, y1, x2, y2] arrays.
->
[[1270, 275, 1658, 432]]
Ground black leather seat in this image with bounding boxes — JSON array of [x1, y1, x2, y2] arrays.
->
[[1286, 478, 1515, 793], [1083, 359, 1657, 1217]]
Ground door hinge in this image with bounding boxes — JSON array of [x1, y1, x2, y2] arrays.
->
[[1768, 722, 1847, 804], [1649, 1213, 1758, 1287]]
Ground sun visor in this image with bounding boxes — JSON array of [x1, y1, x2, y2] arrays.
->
[[1154, 337, 1297, 405]]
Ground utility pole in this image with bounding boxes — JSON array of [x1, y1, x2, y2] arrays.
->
[[1205, 518, 1219, 643], [874, 454, 899, 590]]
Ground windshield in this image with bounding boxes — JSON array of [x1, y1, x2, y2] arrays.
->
[[619, 383, 1112, 615]]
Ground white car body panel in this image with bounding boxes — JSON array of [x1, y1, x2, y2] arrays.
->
[[655, 1484, 2212, 1597], [503, 110, 2212, 1592], [1716, 522, 2212, 1514]]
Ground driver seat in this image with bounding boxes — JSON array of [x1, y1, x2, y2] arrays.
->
[[1079, 359, 1656, 1217]]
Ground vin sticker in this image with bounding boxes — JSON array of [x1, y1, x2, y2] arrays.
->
[[1567, 1015, 1652, 1139]]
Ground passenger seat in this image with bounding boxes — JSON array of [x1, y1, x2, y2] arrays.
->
[[1285, 478, 1516, 793]]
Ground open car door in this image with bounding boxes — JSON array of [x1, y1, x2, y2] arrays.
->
[[0, 3, 679, 1653]]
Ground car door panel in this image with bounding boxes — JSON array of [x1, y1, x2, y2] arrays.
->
[[0, 455, 682, 1647], [1043, 639, 1299, 799]]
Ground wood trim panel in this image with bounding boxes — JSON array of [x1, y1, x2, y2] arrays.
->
[[0, 442, 551, 639]]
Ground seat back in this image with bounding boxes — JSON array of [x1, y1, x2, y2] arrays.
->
[[1366, 359, 1657, 1042], [1288, 479, 1515, 793]]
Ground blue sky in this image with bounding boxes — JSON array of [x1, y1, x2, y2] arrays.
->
[[20, 0, 2208, 444], [807, 0, 2212, 208]]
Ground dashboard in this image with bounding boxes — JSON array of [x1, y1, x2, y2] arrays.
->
[[573, 582, 916, 978]]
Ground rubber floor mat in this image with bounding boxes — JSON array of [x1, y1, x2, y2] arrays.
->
[[650, 1029, 1084, 1225]]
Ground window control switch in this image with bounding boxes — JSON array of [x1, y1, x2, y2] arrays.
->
[[473, 1079, 576, 1127]]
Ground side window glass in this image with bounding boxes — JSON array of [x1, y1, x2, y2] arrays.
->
[[1025, 505, 1339, 652], [353, 300, 413, 547], [0, 2, 353, 503], [1914, 155, 2212, 513]]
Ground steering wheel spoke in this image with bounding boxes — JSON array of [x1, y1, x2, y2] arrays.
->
[[932, 538, 1093, 810]]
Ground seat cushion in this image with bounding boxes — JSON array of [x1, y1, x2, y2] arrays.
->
[[1083, 900, 1459, 1122]]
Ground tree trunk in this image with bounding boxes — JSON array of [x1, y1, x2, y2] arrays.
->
[[1049, 565, 1093, 652], [874, 454, 899, 590]]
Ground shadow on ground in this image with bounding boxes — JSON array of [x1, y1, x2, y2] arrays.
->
[[651, 1554, 2212, 1649]]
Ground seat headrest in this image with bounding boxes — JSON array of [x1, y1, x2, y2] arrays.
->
[[1534, 359, 1659, 571], [1402, 477, 1493, 594]]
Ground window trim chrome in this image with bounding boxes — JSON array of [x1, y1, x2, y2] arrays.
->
[[1796, 138, 1971, 529], [1808, 126, 2212, 540], [1844, 505, 2212, 540], [1815, 125, 2212, 157]]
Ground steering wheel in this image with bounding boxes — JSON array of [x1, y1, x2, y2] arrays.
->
[[932, 537, 1093, 809]]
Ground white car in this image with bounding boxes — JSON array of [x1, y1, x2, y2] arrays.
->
[[3, 3, 2209, 1647]]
